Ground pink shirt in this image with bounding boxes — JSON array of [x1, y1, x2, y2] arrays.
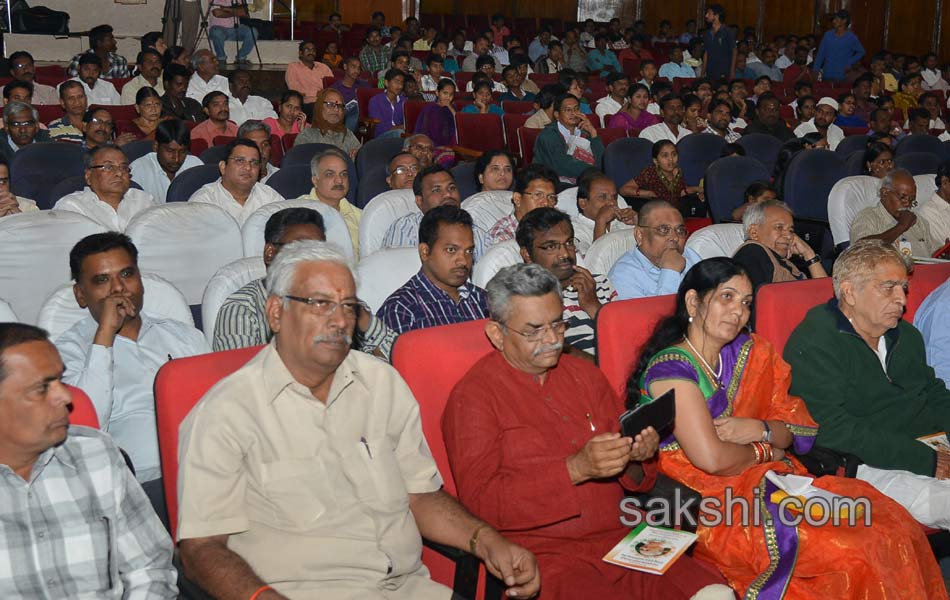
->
[[190, 119, 239, 148], [285, 61, 333, 103], [263, 116, 302, 137], [209, 0, 238, 29], [490, 25, 510, 47]]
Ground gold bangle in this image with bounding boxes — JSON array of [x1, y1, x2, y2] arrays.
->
[[750, 442, 761, 464], [469, 524, 487, 556]]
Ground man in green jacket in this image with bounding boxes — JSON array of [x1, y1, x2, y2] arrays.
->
[[532, 93, 604, 186], [785, 239, 950, 529]]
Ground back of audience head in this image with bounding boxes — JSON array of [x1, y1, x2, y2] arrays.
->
[[263, 207, 327, 266], [721, 142, 745, 157]]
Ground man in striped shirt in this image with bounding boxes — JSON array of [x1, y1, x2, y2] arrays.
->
[[382, 164, 490, 257], [378, 204, 488, 334], [517, 207, 617, 357], [214, 207, 396, 358]]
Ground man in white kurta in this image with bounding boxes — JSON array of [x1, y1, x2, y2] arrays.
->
[[186, 49, 231, 103], [188, 138, 284, 224], [53, 145, 156, 231]]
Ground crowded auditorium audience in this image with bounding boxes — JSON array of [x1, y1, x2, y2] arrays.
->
[[4, 6, 950, 599]]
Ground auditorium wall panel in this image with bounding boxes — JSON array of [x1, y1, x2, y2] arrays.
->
[[885, 0, 937, 57]]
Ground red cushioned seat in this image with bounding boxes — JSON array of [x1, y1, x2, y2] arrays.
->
[[68, 384, 100, 428]]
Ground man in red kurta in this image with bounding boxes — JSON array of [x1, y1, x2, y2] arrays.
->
[[442, 263, 733, 600]]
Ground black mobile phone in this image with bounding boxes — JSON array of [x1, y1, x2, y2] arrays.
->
[[619, 389, 676, 438]]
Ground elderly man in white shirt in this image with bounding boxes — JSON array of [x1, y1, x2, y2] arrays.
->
[[639, 95, 692, 143], [188, 138, 284, 224], [793, 96, 844, 150], [186, 49, 231, 103], [54, 145, 156, 231], [65, 53, 120, 105], [57, 231, 209, 522], [920, 166, 950, 244], [227, 69, 277, 126], [130, 119, 203, 203]]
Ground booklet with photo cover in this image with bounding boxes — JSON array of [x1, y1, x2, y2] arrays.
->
[[917, 432, 950, 452], [602, 523, 697, 575]]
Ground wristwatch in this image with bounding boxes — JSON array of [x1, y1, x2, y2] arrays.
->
[[804, 255, 821, 266], [762, 420, 772, 443]]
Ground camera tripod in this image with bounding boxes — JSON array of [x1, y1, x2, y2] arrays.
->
[[195, 0, 264, 65]]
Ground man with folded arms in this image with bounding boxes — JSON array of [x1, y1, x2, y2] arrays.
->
[[443, 263, 733, 599], [178, 240, 540, 599], [0, 323, 178, 598]]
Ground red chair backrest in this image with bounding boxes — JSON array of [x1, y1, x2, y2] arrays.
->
[[91, 104, 137, 122], [403, 99, 427, 134], [500, 100, 534, 114], [34, 65, 66, 86], [212, 135, 235, 147], [755, 278, 834, 355], [906, 262, 950, 321], [622, 59, 641, 80], [322, 75, 337, 89], [68, 385, 100, 428], [391, 319, 493, 587], [503, 113, 530, 157], [529, 73, 559, 87], [841, 126, 867, 137], [596, 296, 677, 397], [517, 127, 541, 164], [454, 71, 475, 92], [36, 104, 64, 124], [189, 137, 209, 157], [154, 346, 263, 541], [597, 127, 629, 147], [356, 87, 385, 119], [270, 133, 286, 166], [455, 112, 505, 153], [112, 77, 133, 93]]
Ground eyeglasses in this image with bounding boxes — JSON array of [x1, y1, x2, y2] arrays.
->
[[284, 295, 359, 318], [638, 224, 688, 238], [8, 120, 36, 127], [501, 319, 569, 341], [883, 188, 917, 207], [392, 164, 419, 176], [322, 101, 344, 110], [228, 156, 261, 168], [410, 143, 434, 153], [522, 190, 558, 203], [535, 239, 575, 253], [89, 163, 131, 174], [89, 116, 114, 128]]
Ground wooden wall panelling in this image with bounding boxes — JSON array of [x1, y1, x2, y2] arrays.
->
[[761, 0, 815, 41], [840, 0, 886, 59], [715, 0, 761, 32], [639, 0, 700, 34], [941, 0, 950, 61], [884, 0, 937, 56], [341, 0, 407, 26]]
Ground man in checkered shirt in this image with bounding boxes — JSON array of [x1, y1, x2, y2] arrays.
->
[[0, 323, 177, 598]]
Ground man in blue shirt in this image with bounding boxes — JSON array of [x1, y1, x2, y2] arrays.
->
[[378, 204, 488, 334], [812, 10, 864, 82], [659, 47, 697, 81], [701, 4, 736, 81], [608, 200, 701, 299], [586, 33, 621, 77], [914, 277, 950, 387], [749, 47, 783, 82]]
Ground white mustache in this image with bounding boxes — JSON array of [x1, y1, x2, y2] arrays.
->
[[313, 333, 352, 345], [533, 342, 563, 357]]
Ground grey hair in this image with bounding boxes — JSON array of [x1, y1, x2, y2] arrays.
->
[[310, 148, 349, 178], [485, 263, 562, 322], [742, 199, 793, 239], [265, 240, 356, 301], [83, 143, 126, 168], [832, 238, 908, 299], [3, 100, 37, 124], [402, 133, 429, 150], [879, 168, 914, 195], [237, 119, 271, 139], [190, 49, 212, 70]]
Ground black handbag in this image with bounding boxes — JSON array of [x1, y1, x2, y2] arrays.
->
[[11, 5, 70, 35]]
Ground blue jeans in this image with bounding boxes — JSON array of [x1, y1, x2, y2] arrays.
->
[[209, 24, 256, 61]]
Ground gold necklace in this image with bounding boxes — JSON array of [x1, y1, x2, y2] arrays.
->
[[683, 336, 723, 388]]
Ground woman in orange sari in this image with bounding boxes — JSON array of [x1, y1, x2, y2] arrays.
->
[[628, 257, 945, 600]]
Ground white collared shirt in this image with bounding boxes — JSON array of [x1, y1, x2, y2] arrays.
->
[[62, 77, 120, 105], [261, 163, 280, 183], [638, 121, 693, 143], [130, 152, 204, 203], [228, 95, 278, 126], [188, 178, 284, 225], [186, 73, 231, 103], [53, 186, 156, 230], [594, 95, 623, 123], [57, 312, 209, 482], [119, 74, 166, 105], [793, 119, 845, 150]]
